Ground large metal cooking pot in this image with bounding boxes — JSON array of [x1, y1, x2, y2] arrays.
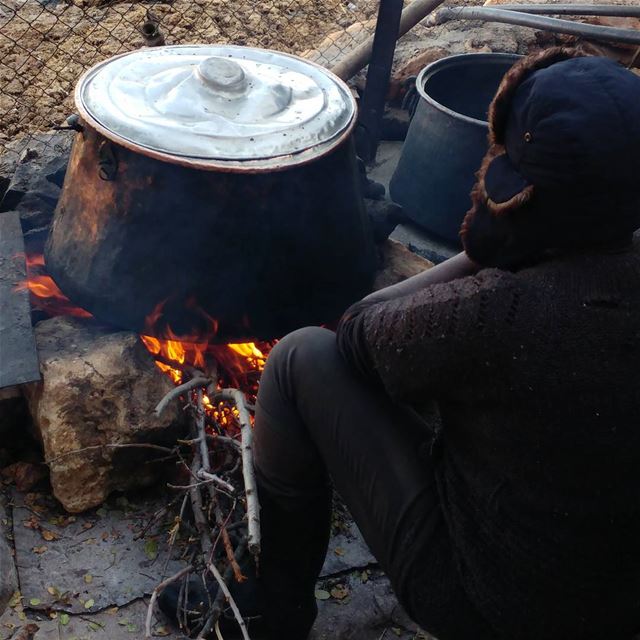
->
[[46, 45, 376, 341], [389, 53, 521, 245]]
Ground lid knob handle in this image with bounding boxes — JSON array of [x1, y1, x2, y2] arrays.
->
[[195, 57, 247, 94]]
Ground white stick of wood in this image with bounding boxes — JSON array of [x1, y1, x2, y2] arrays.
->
[[197, 469, 236, 494], [214, 389, 261, 556], [155, 377, 211, 416], [204, 561, 251, 640], [145, 565, 193, 639]]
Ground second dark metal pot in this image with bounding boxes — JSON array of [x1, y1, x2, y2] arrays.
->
[[390, 53, 521, 245]]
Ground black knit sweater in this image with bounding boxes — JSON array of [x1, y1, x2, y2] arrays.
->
[[338, 242, 640, 639]]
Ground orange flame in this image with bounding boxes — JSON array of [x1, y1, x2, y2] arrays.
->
[[141, 301, 215, 371], [141, 332, 271, 427], [17, 253, 273, 425], [140, 300, 272, 421], [15, 254, 92, 318]]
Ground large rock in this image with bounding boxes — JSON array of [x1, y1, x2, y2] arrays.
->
[[0, 131, 73, 231], [24, 316, 184, 513]]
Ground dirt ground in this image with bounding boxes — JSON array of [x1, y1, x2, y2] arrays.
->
[[0, 0, 379, 148]]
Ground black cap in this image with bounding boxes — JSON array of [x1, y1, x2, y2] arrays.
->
[[485, 56, 640, 207]]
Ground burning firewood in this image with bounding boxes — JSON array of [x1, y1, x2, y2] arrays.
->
[[145, 347, 269, 639]]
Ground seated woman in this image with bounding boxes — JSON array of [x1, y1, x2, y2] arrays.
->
[[252, 48, 640, 640]]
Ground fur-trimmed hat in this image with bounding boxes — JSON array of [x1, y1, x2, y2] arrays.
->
[[461, 48, 640, 269]]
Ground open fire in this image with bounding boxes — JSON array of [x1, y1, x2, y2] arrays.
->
[[15, 251, 271, 634], [17, 253, 274, 424]]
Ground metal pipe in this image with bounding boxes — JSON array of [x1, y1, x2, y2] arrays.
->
[[432, 6, 640, 45], [493, 4, 640, 18], [331, 0, 448, 81], [357, 0, 404, 161], [141, 20, 165, 47]]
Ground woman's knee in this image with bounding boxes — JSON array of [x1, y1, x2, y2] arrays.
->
[[267, 326, 338, 374], [258, 326, 340, 416]]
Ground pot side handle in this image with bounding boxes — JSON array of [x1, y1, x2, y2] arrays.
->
[[97, 141, 118, 182], [52, 113, 84, 133]]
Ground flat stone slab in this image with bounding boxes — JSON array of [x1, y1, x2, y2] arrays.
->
[[6, 486, 436, 639], [0, 575, 434, 640], [11, 490, 187, 614], [0, 597, 183, 640], [322, 521, 376, 577], [0, 211, 40, 390], [0, 502, 18, 617], [312, 571, 435, 640]]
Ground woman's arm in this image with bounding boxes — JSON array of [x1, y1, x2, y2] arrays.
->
[[337, 251, 480, 387], [362, 251, 480, 305], [339, 268, 520, 403]]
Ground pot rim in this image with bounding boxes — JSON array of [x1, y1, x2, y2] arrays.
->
[[415, 52, 522, 127], [73, 44, 358, 174]]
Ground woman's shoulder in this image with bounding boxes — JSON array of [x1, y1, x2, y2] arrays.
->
[[507, 243, 640, 301]]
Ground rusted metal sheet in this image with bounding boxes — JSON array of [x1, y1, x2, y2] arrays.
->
[[0, 211, 40, 388]]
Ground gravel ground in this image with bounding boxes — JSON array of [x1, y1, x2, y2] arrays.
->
[[0, 0, 379, 148]]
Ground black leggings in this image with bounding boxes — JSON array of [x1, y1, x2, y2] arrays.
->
[[253, 327, 496, 640]]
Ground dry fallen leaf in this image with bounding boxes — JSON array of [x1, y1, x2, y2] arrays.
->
[[84, 574, 93, 584], [32, 546, 47, 555], [144, 538, 159, 560], [330, 585, 349, 600], [9, 591, 22, 608], [334, 547, 345, 556], [314, 589, 331, 601], [41, 530, 60, 542]]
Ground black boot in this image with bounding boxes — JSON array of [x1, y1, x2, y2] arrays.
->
[[157, 561, 265, 638], [157, 487, 331, 640], [257, 485, 332, 640]]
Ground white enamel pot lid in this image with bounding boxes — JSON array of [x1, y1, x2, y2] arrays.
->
[[75, 44, 357, 171]]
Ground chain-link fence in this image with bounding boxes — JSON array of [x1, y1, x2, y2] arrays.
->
[[0, 0, 381, 152]]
